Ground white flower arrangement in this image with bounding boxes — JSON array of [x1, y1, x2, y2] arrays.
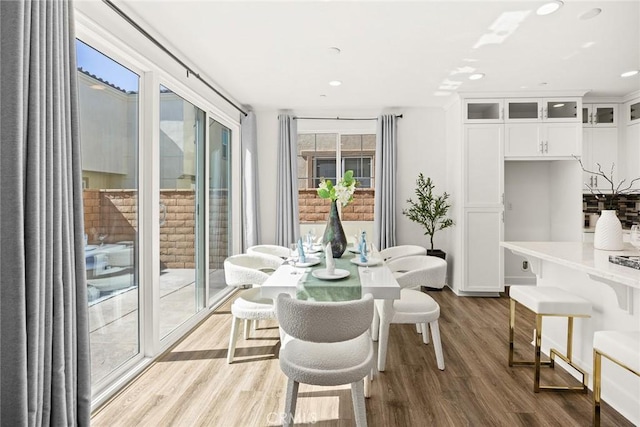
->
[[317, 170, 356, 207]]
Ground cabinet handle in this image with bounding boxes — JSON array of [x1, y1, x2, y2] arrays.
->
[[589, 176, 593, 186], [539, 107, 543, 119], [539, 141, 543, 153], [544, 141, 549, 153], [543, 108, 548, 119], [595, 176, 598, 187]]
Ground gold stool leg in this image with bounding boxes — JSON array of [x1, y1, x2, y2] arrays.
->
[[534, 314, 543, 392], [593, 349, 602, 426], [509, 299, 516, 367], [545, 316, 589, 392]]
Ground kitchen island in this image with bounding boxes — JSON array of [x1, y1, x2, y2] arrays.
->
[[501, 241, 639, 425]]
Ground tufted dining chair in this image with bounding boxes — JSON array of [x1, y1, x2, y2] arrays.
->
[[372, 256, 445, 372], [378, 245, 426, 262], [276, 293, 375, 427], [224, 253, 284, 363], [246, 244, 291, 260]]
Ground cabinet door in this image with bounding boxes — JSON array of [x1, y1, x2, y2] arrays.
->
[[543, 98, 581, 123], [582, 128, 622, 190], [592, 104, 617, 127], [505, 98, 540, 122], [464, 125, 504, 206], [545, 123, 581, 157], [505, 123, 542, 157], [464, 99, 503, 123], [629, 100, 640, 125], [626, 123, 640, 190], [463, 208, 504, 292]]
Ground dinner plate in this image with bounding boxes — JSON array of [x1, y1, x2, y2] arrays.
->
[[350, 257, 382, 267], [293, 256, 321, 268], [305, 245, 323, 254], [311, 268, 350, 280]]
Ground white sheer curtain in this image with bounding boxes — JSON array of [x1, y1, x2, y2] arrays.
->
[[0, 0, 91, 424], [374, 114, 398, 250], [275, 114, 299, 246], [241, 111, 260, 250]]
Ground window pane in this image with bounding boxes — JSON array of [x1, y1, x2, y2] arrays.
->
[[159, 85, 206, 338], [77, 39, 140, 386], [340, 134, 375, 222], [208, 118, 232, 305]]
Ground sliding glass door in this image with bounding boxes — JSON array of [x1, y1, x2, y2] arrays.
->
[[208, 118, 232, 304], [76, 40, 140, 385], [158, 86, 206, 338]]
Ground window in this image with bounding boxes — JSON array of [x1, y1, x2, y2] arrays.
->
[[297, 133, 375, 223]]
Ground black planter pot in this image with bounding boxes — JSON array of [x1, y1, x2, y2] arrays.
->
[[427, 249, 446, 260]]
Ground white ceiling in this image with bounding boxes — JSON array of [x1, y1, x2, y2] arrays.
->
[[115, 0, 640, 111]]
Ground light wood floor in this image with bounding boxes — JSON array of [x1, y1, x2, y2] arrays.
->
[[91, 288, 633, 426]]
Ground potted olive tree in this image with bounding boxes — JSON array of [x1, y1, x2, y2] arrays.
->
[[402, 173, 454, 259]]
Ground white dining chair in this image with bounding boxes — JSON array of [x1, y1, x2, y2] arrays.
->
[[276, 293, 375, 427], [224, 253, 284, 363], [378, 245, 426, 262], [385, 255, 447, 290], [371, 257, 445, 372], [246, 244, 290, 259]]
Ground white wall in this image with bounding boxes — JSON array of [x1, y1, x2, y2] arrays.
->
[[253, 107, 448, 249]]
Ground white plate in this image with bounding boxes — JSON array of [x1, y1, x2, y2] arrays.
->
[[311, 268, 350, 280], [350, 257, 382, 267], [305, 245, 323, 254], [294, 256, 321, 268]]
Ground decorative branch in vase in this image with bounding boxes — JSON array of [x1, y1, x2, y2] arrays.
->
[[575, 156, 640, 210], [575, 156, 640, 250]]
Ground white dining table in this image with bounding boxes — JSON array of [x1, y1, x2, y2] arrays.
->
[[259, 260, 401, 301]]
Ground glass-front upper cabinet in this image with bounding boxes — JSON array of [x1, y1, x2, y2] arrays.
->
[[464, 99, 503, 123], [582, 104, 617, 127], [506, 98, 581, 123], [629, 100, 640, 125]]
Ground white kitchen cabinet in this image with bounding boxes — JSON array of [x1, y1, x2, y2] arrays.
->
[[504, 122, 581, 159], [505, 97, 581, 123], [624, 122, 640, 190], [582, 127, 618, 190], [459, 124, 504, 293], [628, 100, 640, 125], [463, 125, 504, 205], [582, 104, 617, 127], [463, 208, 504, 292], [464, 99, 503, 123]]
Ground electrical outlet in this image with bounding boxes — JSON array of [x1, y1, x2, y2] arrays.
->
[[521, 260, 529, 271]]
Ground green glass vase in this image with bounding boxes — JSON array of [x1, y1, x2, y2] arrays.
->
[[322, 200, 347, 258]]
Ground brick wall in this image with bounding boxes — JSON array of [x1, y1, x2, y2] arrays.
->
[[83, 189, 228, 270], [299, 189, 375, 223]]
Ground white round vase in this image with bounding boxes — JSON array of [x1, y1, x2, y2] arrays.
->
[[593, 210, 624, 251]]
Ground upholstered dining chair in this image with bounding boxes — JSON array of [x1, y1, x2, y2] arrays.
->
[[276, 293, 375, 427], [246, 244, 290, 260], [385, 255, 447, 290], [224, 253, 284, 363], [378, 245, 426, 262], [371, 256, 445, 372]]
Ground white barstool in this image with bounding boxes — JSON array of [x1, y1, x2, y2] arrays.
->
[[509, 286, 592, 392], [593, 331, 640, 426]]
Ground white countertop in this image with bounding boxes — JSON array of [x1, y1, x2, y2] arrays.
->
[[501, 241, 640, 289]]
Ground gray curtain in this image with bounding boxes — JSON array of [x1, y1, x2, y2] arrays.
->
[[1, 0, 91, 425], [241, 111, 261, 250], [275, 114, 299, 246], [374, 114, 398, 250]]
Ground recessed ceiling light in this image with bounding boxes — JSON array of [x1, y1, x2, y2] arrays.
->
[[621, 70, 639, 78], [539, 82, 548, 86], [579, 8, 601, 20], [329, 80, 342, 86], [320, 94, 327, 98], [469, 73, 485, 80], [328, 47, 341, 55], [536, 1, 563, 16]]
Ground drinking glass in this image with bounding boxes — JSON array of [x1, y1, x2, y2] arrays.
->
[[289, 243, 300, 273], [362, 243, 374, 274], [630, 224, 640, 252]]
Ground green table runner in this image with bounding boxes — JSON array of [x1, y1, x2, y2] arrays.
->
[[296, 254, 362, 301]]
